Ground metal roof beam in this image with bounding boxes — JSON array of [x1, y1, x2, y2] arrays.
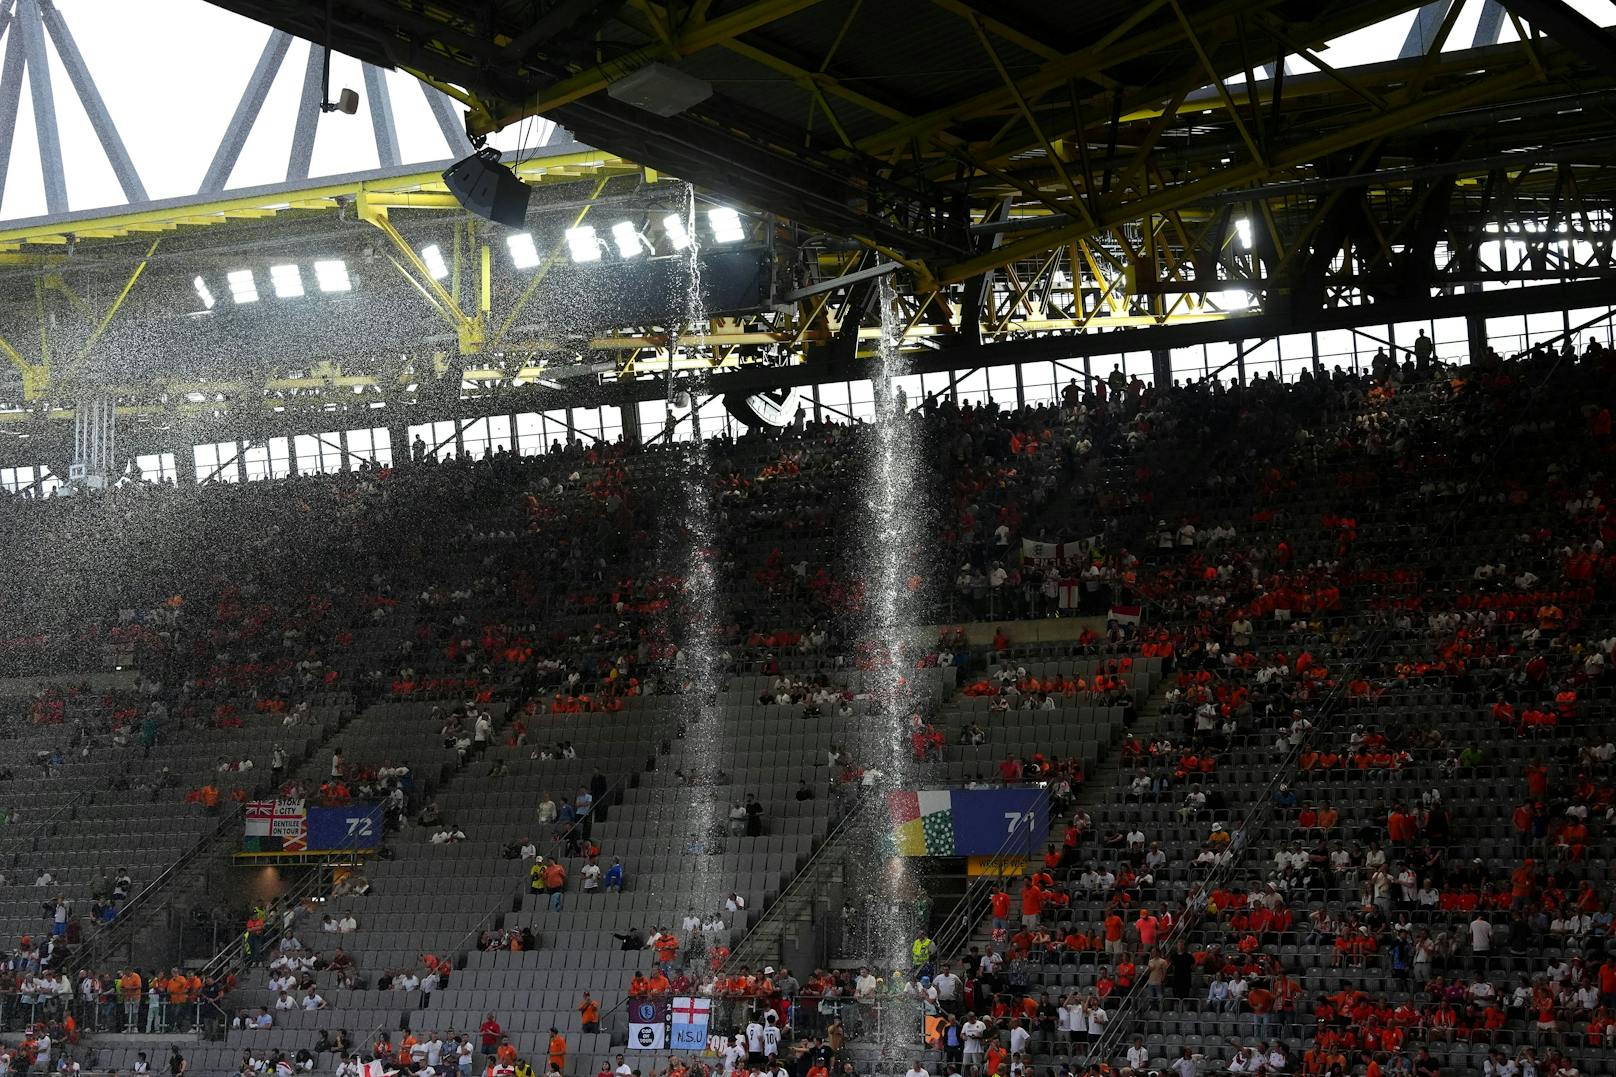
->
[[423, 82, 475, 158], [286, 41, 325, 182], [16, 0, 64, 214], [200, 29, 292, 194], [0, 2, 26, 214], [38, 0, 146, 202], [1497, 0, 1616, 70], [1473, 0, 1507, 46], [1400, 0, 1454, 57], [935, 57, 1545, 284], [362, 62, 400, 168], [484, 0, 838, 131]]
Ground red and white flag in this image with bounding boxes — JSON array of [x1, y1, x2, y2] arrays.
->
[[1109, 605, 1142, 625]]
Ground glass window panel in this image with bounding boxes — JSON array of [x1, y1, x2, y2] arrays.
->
[[356, 428, 391, 467], [1020, 362, 1057, 406], [599, 405, 623, 444], [460, 417, 490, 459], [1314, 329, 1354, 372], [542, 410, 570, 449], [1170, 346, 1207, 382], [818, 381, 851, 422], [1430, 318, 1468, 361], [1486, 315, 1527, 355], [130, 453, 176, 484], [848, 379, 876, 421], [892, 373, 924, 412], [637, 400, 667, 444], [954, 368, 987, 406], [1119, 352, 1154, 384], [571, 407, 602, 443], [407, 421, 457, 461], [1240, 339, 1279, 382], [195, 442, 241, 483], [294, 433, 343, 475], [1203, 342, 1237, 378], [920, 371, 955, 402], [516, 412, 545, 456], [694, 394, 729, 437], [1527, 311, 1566, 344], [243, 440, 271, 481], [1280, 334, 1315, 361]]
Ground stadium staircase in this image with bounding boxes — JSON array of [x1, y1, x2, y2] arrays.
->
[[943, 680, 1177, 975]]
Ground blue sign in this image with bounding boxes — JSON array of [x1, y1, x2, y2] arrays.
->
[[949, 788, 1049, 855], [307, 805, 384, 851]]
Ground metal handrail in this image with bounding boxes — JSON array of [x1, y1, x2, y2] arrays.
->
[[72, 802, 247, 971], [201, 832, 372, 983], [4, 788, 88, 859], [716, 788, 871, 974], [931, 785, 1050, 961]]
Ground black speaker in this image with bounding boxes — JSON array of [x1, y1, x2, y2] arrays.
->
[[725, 387, 797, 429], [442, 148, 531, 228]]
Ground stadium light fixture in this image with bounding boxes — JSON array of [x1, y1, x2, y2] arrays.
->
[[611, 221, 645, 258], [662, 213, 691, 251], [565, 225, 602, 263], [506, 233, 540, 269], [708, 207, 744, 243], [226, 269, 259, 305], [421, 244, 449, 280], [313, 260, 351, 293], [270, 264, 305, 299], [193, 276, 215, 310]]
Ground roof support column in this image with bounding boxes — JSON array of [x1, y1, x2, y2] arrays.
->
[[200, 29, 291, 193], [1400, 0, 1453, 57], [1472, 0, 1507, 46], [362, 63, 400, 168], [287, 41, 325, 181], [16, 0, 64, 214], [0, 3, 28, 211], [39, 0, 145, 201], [423, 83, 475, 157]]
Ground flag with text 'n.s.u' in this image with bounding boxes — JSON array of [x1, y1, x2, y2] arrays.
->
[[669, 996, 710, 1052]]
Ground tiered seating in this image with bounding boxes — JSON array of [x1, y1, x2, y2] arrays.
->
[[0, 338, 1609, 1077], [935, 351, 1616, 1077]]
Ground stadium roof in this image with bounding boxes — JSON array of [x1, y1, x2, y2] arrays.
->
[[199, 0, 1616, 282]]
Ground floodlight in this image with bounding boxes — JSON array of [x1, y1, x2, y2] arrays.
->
[[226, 270, 259, 304], [270, 264, 305, 299], [708, 207, 744, 243], [193, 276, 215, 310], [662, 213, 691, 251], [506, 233, 540, 269], [314, 260, 351, 292], [421, 245, 449, 280], [565, 225, 602, 263], [611, 221, 645, 258]]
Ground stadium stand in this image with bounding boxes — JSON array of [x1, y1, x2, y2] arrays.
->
[[0, 337, 1611, 1077]]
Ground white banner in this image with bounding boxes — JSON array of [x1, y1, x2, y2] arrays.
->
[[1022, 537, 1098, 562]]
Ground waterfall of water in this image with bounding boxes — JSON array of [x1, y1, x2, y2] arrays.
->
[[842, 275, 932, 1059], [657, 182, 730, 952]]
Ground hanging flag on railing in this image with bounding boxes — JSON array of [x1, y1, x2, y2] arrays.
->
[[669, 996, 711, 1051]]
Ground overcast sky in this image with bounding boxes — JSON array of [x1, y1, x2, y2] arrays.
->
[[0, 0, 1606, 223]]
